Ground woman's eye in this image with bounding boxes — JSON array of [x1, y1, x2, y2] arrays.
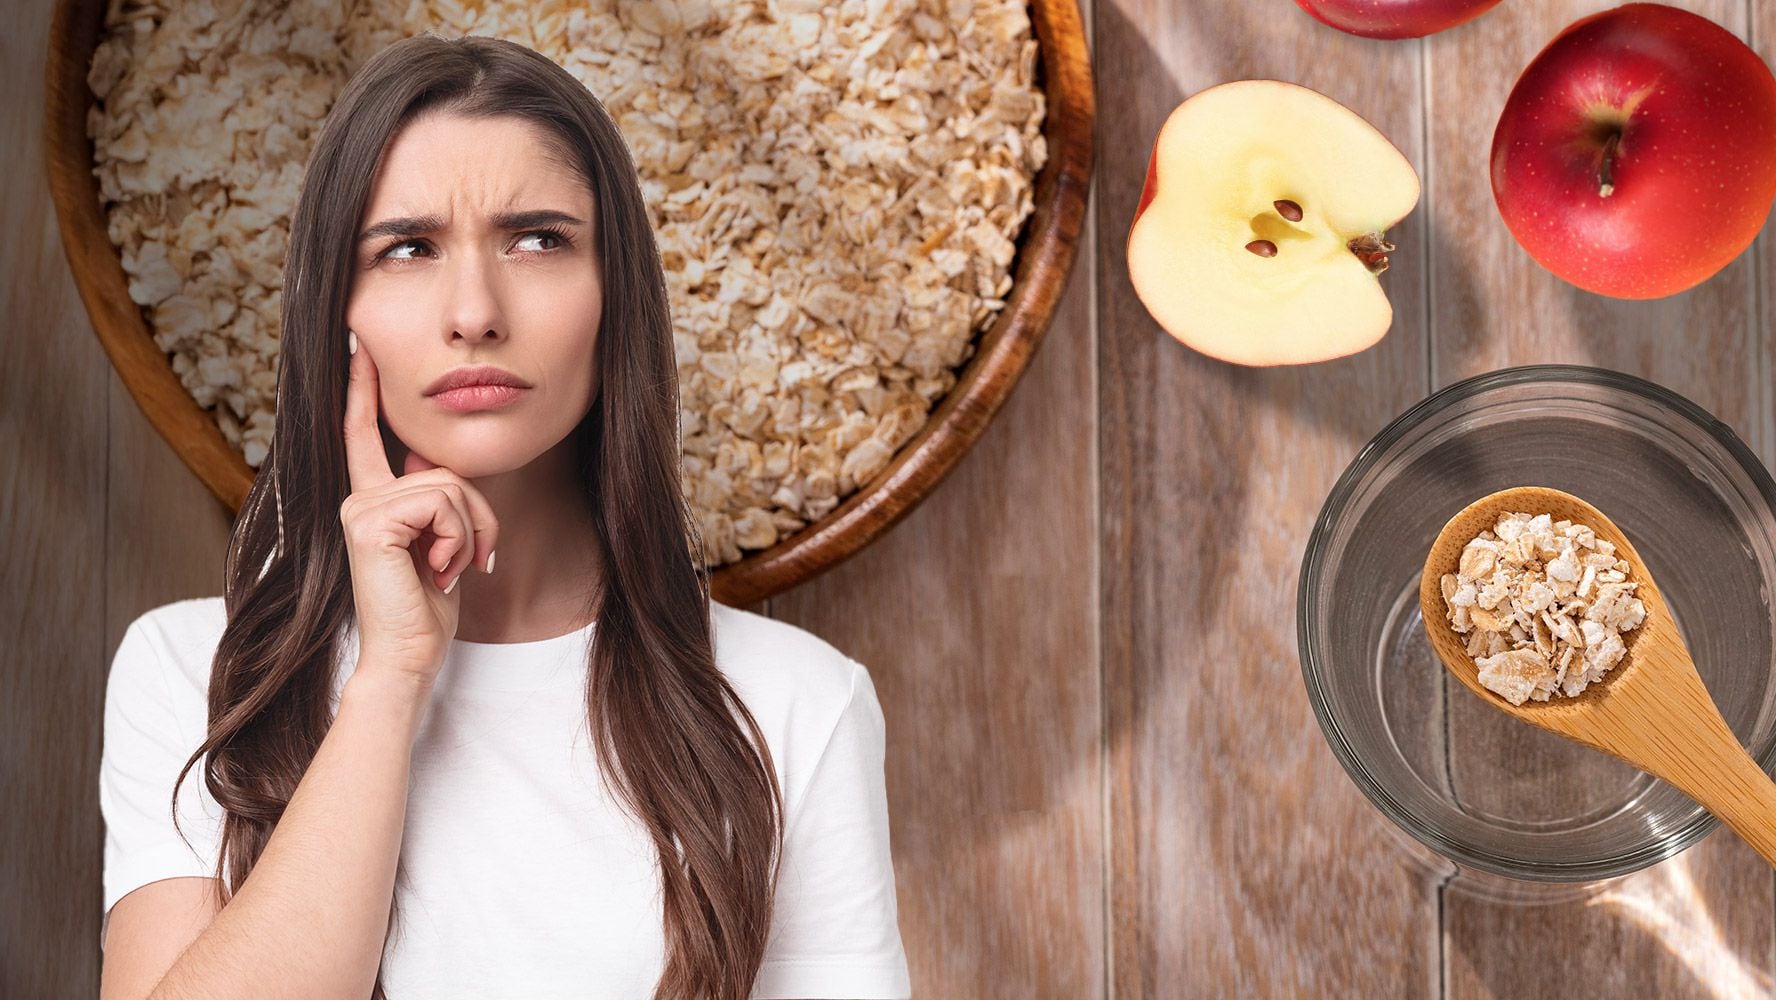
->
[[381, 240, 428, 262], [377, 231, 565, 265], [514, 230, 564, 253]]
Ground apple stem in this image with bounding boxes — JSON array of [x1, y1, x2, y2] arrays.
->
[[1348, 233, 1396, 276], [1598, 130, 1621, 198]]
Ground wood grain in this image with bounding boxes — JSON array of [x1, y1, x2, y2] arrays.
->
[[768, 124, 1105, 996], [1097, 1, 1440, 995], [1426, 2, 1776, 997], [3, 1, 108, 993], [3, 0, 233, 993]]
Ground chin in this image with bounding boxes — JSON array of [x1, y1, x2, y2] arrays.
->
[[456, 420, 583, 474]]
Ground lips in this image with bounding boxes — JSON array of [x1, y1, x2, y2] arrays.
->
[[424, 365, 533, 396], [431, 383, 527, 413]]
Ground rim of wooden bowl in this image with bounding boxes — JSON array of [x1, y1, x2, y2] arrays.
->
[[44, 0, 1096, 605]]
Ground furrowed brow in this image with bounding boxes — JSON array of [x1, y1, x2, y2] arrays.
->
[[356, 214, 443, 245], [491, 208, 586, 231], [355, 209, 586, 244]]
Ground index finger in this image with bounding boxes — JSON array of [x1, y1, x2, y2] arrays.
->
[[343, 331, 396, 492]]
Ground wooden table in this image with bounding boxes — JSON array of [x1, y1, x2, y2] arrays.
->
[[7, 0, 1774, 996], [780, 0, 1776, 996]]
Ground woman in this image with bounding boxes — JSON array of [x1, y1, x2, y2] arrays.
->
[[98, 32, 910, 1000]]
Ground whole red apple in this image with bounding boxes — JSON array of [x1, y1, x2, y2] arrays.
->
[[1490, 3, 1776, 299], [1294, 0, 1502, 39]]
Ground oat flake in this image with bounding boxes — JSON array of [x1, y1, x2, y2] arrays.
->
[[1440, 512, 1647, 706]]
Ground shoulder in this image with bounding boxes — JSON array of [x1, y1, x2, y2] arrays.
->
[[707, 600, 866, 734], [127, 594, 228, 643], [707, 602, 889, 827], [113, 595, 229, 699]]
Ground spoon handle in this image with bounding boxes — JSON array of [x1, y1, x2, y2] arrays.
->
[[1587, 643, 1776, 867], [1688, 736, 1776, 868], [1638, 700, 1776, 868]]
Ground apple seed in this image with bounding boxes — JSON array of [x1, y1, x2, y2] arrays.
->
[[1245, 239, 1279, 257], [1274, 199, 1304, 222]]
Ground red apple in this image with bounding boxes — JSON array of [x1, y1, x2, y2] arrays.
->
[[1490, 3, 1776, 299], [1295, 0, 1503, 39], [1127, 81, 1421, 366]]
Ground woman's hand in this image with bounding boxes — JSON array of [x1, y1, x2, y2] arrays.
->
[[340, 332, 500, 688]]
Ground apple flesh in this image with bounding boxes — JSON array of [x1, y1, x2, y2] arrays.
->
[[1295, 0, 1502, 39], [1491, 3, 1776, 299], [1127, 80, 1421, 367]]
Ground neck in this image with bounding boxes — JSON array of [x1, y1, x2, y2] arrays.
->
[[446, 434, 603, 643]]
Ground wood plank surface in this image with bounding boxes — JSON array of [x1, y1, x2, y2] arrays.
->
[[4, 1, 240, 993], [1426, 2, 1776, 997], [1095, 1, 1441, 995], [1, 1, 210, 995]]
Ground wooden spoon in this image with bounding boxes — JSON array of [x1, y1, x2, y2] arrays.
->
[[1419, 485, 1776, 867]]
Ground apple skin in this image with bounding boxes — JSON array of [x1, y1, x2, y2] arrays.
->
[[1294, 0, 1502, 39], [1134, 139, 1161, 222], [1490, 3, 1776, 299]]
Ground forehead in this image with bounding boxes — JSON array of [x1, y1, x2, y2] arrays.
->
[[361, 112, 592, 221]]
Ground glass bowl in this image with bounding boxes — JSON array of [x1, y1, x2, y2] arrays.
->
[[1299, 365, 1776, 883]]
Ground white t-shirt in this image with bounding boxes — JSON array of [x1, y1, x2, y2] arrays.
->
[[100, 595, 912, 999]]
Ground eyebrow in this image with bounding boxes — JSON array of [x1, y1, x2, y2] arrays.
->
[[355, 208, 588, 244]]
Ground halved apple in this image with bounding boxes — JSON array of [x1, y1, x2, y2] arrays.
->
[[1127, 80, 1421, 366]]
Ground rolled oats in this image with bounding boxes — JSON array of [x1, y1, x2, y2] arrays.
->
[[1439, 511, 1648, 706], [86, 0, 1048, 565]]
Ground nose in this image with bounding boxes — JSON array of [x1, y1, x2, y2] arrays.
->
[[442, 246, 505, 344]]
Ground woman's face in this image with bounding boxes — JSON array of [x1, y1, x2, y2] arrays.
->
[[346, 111, 601, 479]]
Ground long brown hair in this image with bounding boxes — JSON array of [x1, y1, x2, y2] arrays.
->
[[169, 32, 784, 999]]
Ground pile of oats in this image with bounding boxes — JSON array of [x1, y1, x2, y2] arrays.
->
[[1439, 512, 1648, 707], [84, 0, 1048, 565]]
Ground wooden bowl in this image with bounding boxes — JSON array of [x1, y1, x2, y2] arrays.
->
[[44, 0, 1095, 605]]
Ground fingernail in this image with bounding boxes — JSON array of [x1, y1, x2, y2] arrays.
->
[[485, 549, 496, 574], [444, 574, 458, 595], [349, 330, 358, 355]]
